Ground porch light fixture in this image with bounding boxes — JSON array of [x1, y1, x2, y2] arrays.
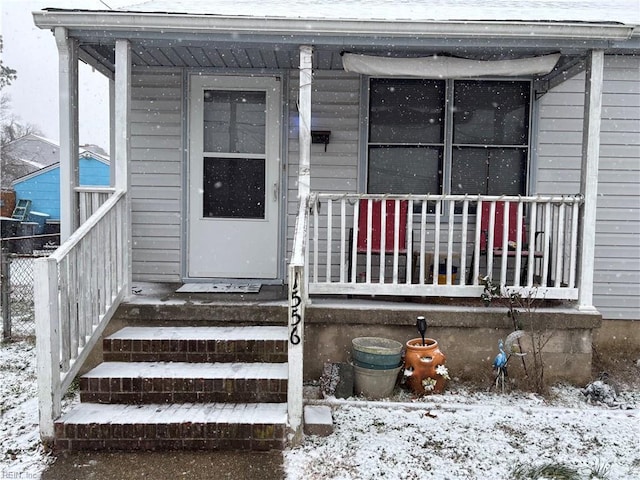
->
[[311, 130, 331, 151]]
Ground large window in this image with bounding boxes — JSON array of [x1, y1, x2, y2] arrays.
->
[[367, 78, 530, 198]]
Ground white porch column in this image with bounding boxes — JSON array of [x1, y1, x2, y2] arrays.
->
[[298, 45, 313, 198], [577, 49, 604, 310], [114, 39, 132, 293], [55, 27, 79, 242], [109, 78, 116, 187]]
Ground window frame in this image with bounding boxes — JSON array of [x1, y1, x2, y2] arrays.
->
[[363, 76, 534, 205]]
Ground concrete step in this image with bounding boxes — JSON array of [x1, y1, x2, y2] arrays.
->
[[80, 361, 288, 404], [303, 405, 334, 437], [54, 402, 288, 451], [103, 326, 288, 363]]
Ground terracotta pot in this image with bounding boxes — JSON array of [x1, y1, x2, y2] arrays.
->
[[404, 338, 447, 395]]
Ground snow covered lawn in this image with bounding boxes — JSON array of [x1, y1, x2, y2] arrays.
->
[[284, 387, 639, 479], [0, 339, 52, 479], [1, 337, 638, 479]]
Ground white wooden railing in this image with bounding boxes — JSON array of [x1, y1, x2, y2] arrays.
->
[[76, 186, 115, 224], [35, 189, 129, 441], [287, 194, 310, 446], [307, 193, 583, 300]]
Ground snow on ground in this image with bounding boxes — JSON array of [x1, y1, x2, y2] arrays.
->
[[1, 337, 639, 479], [285, 386, 640, 479], [0, 338, 52, 479]]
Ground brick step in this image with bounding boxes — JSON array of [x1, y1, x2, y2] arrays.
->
[[54, 402, 287, 451], [80, 361, 288, 404], [103, 326, 288, 363]]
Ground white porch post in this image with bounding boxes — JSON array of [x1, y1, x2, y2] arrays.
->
[[114, 39, 132, 294], [298, 45, 313, 198], [577, 49, 604, 310], [109, 78, 116, 187], [35, 257, 61, 442], [287, 45, 312, 446], [55, 27, 79, 242]]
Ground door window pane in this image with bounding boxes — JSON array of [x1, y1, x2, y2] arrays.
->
[[203, 157, 265, 219], [369, 79, 445, 144], [203, 91, 266, 154]]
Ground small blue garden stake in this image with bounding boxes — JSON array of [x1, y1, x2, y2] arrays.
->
[[492, 339, 508, 393]]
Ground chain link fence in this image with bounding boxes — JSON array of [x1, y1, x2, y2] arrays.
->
[[1, 244, 53, 340]]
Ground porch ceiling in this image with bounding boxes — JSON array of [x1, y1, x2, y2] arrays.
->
[[74, 39, 594, 82]]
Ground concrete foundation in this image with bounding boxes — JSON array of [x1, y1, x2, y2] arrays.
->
[[594, 319, 640, 353], [304, 299, 602, 387]]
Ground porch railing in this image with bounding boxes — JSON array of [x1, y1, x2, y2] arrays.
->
[[307, 193, 583, 300], [287, 194, 310, 446], [35, 189, 129, 441], [76, 186, 115, 224]]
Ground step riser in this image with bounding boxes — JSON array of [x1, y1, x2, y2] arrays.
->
[[54, 422, 286, 451], [103, 338, 287, 363], [79, 377, 287, 404]]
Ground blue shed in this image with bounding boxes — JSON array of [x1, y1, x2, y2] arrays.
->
[[12, 150, 110, 220]]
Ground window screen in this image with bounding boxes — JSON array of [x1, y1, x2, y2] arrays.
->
[[367, 78, 530, 200]]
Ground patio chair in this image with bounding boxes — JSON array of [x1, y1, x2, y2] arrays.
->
[[348, 199, 410, 282], [469, 201, 544, 285]]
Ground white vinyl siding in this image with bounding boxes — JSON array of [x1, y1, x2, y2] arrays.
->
[[130, 69, 183, 282], [537, 55, 640, 320], [595, 56, 640, 319], [286, 70, 361, 257]]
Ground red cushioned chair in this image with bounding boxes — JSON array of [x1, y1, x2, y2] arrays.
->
[[348, 199, 409, 282], [470, 201, 544, 285]]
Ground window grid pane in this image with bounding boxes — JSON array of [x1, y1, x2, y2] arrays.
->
[[451, 147, 527, 196], [453, 80, 530, 146], [369, 79, 445, 144], [368, 146, 442, 195]]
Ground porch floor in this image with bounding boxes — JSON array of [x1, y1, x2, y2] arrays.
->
[[125, 281, 579, 317]]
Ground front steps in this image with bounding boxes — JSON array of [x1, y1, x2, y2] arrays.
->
[[54, 325, 290, 451], [54, 403, 288, 451]]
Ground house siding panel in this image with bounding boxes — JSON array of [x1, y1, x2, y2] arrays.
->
[[130, 69, 183, 282], [286, 70, 361, 258], [537, 55, 640, 320]]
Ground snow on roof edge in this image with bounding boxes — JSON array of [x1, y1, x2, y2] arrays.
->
[[39, 1, 640, 27]]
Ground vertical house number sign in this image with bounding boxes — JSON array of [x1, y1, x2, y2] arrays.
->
[[289, 271, 301, 345]]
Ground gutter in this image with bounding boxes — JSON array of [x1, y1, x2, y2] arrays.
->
[[32, 11, 635, 42]]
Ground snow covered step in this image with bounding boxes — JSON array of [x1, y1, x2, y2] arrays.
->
[[54, 402, 288, 451], [304, 405, 334, 437], [103, 326, 288, 363], [80, 361, 288, 404]]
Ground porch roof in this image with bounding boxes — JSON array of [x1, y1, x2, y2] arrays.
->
[[33, 1, 639, 77]]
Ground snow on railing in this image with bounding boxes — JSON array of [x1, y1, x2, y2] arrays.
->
[[35, 189, 129, 441], [307, 193, 583, 300]]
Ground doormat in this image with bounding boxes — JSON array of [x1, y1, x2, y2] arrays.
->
[[176, 283, 262, 294]]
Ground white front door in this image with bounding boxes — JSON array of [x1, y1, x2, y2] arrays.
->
[[188, 76, 281, 279]]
